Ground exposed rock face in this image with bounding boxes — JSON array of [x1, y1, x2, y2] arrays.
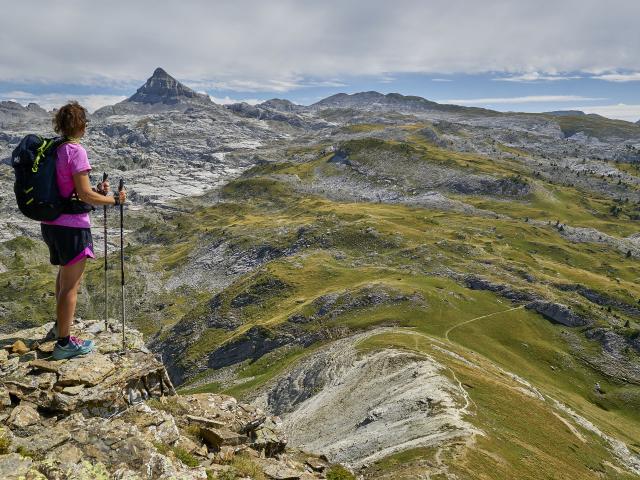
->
[[0, 321, 329, 479], [254, 329, 481, 468], [556, 283, 640, 318], [582, 328, 640, 384], [525, 300, 590, 327], [464, 275, 536, 303]]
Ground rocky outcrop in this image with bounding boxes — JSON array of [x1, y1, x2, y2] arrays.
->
[[0, 321, 331, 479], [288, 284, 427, 324], [525, 300, 590, 327], [556, 283, 640, 318], [582, 328, 640, 384], [464, 275, 536, 303]]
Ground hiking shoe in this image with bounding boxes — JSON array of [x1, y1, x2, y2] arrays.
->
[[70, 336, 94, 349], [47, 324, 95, 349], [52, 340, 93, 360]]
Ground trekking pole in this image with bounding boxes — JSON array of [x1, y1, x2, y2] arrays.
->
[[103, 172, 108, 332], [119, 179, 126, 351]]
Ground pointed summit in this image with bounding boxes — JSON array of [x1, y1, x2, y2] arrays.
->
[[152, 67, 169, 77], [128, 67, 211, 105]]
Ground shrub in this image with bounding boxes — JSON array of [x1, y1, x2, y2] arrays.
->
[[0, 435, 11, 455], [230, 454, 265, 480], [326, 464, 356, 480]]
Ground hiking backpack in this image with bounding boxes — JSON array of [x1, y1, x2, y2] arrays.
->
[[11, 135, 93, 221]]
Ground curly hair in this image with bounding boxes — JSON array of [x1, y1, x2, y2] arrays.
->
[[53, 101, 88, 138]]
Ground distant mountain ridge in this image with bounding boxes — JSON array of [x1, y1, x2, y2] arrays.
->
[[309, 90, 495, 115], [0, 101, 49, 127], [259, 98, 303, 112], [544, 110, 586, 117]]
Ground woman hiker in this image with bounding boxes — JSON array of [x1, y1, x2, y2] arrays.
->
[[41, 101, 127, 360]]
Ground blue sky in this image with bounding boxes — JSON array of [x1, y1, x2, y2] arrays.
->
[[1, 0, 639, 121]]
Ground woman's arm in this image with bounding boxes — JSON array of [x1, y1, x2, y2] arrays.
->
[[73, 171, 126, 205]]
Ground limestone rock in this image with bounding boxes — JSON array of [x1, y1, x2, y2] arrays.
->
[[0, 453, 33, 480], [7, 403, 40, 428], [185, 414, 226, 429], [10, 341, 28, 355], [29, 359, 63, 373], [200, 427, 247, 448], [251, 416, 288, 456], [56, 354, 115, 386], [525, 300, 589, 327], [61, 385, 85, 395], [121, 403, 181, 445], [257, 457, 306, 479]]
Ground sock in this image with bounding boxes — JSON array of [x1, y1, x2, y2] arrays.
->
[[57, 336, 70, 347]]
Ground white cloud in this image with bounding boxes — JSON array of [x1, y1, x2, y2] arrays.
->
[[0, 91, 127, 112], [576, 104, 640, 122], [443, 95, 605, 105], [592, 72, 640, 82], [494, 72, 581, 82], [431, 78, 452, 82], [209, 96, 261, 105], [0, 1, 638, 90], [189, 77, 347, 93]]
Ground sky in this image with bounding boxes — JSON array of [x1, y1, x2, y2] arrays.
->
[[1, 0, 640, 121]]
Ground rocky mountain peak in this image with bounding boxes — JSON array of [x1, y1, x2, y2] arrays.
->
[[128, 67, 211, 105]]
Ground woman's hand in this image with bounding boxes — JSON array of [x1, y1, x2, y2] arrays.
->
[[96, 180, 110, 195], [74, 171, 120, 206], [116, 188, 127, 205]]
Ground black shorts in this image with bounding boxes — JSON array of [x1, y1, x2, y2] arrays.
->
[[41, 224, 94, 266]]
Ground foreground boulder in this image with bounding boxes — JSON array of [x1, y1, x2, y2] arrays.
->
[[0, 321, 330, 479]]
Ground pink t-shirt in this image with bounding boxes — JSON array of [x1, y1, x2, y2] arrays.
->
[[41, 142, 92, 228]]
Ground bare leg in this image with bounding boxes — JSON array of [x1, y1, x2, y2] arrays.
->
[[56, 259, 86, 338], [55, 269, 61, 299], [55, 270, 61, 330]]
